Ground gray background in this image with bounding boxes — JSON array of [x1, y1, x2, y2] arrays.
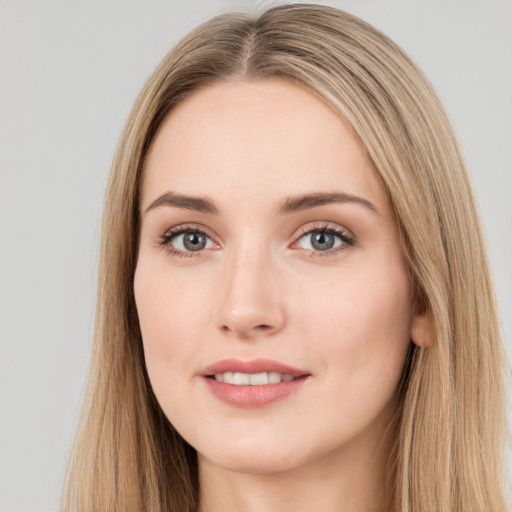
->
[[0, 1, 510, 510]]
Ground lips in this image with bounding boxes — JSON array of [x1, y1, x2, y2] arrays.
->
[[200, 358, 311, 408], [201, 358, 308, 377]]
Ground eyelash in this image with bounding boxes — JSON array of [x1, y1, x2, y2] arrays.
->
[[158, 224, 213, 258], [294, 222, 355, 257], [158, 222, 355, 258]]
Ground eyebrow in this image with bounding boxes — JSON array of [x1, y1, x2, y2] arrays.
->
[[144, 191, 219, 215], [143, 190, 378, 216], [278, 192, 378, 215]]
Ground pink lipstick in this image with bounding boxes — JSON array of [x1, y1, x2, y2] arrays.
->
[[200, 358, 310, 408]]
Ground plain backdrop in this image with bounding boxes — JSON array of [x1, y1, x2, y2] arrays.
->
[[0, 1, 511, 510]]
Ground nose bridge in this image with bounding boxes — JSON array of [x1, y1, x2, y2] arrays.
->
[[215, 238, 285, 338]]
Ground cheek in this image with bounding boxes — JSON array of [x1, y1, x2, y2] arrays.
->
[[296, 262, 412, 391], [133, 263, 220, 435], [134, 263, 212, 381], [284, 264, 413, 451]]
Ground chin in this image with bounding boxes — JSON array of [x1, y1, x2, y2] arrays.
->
[[201, 449, 305, 475], [194, 431, 311, 475]]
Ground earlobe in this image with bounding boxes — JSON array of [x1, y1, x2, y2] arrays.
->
[[411, 309, 434, 348]]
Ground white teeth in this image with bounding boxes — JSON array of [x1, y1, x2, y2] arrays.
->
[[268, 372, 281, 384], [213, 372, 296, 385], [233, 372, 250, 385], [250, 372, 268, 385]]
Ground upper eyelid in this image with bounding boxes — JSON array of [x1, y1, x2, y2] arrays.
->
[[163, 223, 216, 238], [297, 221, 347, 234], [294, 221, 354, 239]]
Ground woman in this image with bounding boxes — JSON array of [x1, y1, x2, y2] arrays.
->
[[61, 4, 509, 511]]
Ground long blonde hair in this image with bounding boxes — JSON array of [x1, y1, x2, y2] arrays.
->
[[61, 4, 509, 511]]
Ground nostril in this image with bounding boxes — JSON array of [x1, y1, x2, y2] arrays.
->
[[220, 323, 275, 337], [255, 324, 272, 331]]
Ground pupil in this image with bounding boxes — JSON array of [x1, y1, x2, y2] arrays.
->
[[311, 231, 334, 251], [184, 233, 206, 251]]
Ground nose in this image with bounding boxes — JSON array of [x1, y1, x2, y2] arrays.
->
[[215, 244, 286, 339]]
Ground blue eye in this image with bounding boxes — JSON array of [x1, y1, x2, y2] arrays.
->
[[296, 226, 354, 253], [159, 227, 215, 256]]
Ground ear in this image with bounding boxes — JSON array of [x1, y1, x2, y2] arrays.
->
[[411, 305, 434, 348]]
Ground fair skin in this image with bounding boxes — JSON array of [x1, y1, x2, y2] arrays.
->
[[134, 79, 429, 512]]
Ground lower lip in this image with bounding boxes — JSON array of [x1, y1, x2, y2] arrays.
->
[[203, 376, 309, 408]]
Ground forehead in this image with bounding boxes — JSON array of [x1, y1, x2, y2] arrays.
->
[[141, 78, 387, 213]]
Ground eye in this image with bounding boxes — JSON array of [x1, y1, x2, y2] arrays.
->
[[295, 224, 354, 254], [159, 226, 216, 256]]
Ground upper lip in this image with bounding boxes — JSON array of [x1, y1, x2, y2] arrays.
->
[[200, 358, 310, 377]]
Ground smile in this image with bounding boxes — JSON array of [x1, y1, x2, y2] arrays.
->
[[210, 372, 296, 385], [200, 358, 310, 407]]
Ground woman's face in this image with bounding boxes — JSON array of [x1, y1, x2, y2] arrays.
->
[[135, 79, 423, 474]]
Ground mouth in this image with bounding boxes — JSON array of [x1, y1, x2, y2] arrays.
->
[[206, 371, 301, 385], [200, 358, 311, 408]]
